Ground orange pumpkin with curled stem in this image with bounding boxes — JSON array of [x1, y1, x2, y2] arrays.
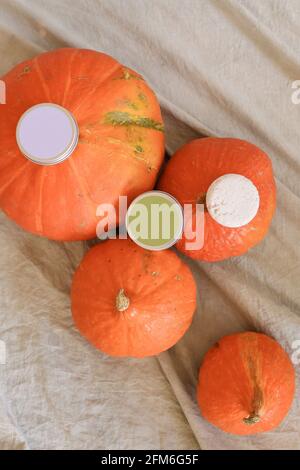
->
[[71, 238, 197, 358], [158, 137, 276, 261], [0, 48, 164, 240], [197, 332, 295, 435]]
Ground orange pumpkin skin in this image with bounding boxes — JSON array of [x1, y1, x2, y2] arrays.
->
[[197, 332, 295, 435], [0, 48, 164, 240], [158, 138, 276, 261], [71, 238, 197, 358]]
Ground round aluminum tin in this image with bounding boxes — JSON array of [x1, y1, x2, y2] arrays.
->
[[16, 103, 79, 166]]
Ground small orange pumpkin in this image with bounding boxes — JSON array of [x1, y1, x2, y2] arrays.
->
[[197, 332, 295, 435], [158, 138, 276, 261], [0, 48, 164, 240], [71, 238, 197, 357]]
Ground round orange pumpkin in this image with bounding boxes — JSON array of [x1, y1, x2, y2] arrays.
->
[[158, 138, 276, 261], [197, 332, 295, 435], [0, 48, 164, 240], [71, 238, 197, 357]]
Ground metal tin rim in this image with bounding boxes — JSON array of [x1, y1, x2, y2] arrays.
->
[[16, 103, 79, 166], [125, 190, 184, 251]]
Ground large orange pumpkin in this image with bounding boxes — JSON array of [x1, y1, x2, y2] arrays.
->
[[0, 48, 164, 240], [71, 238, 197, 357], [197, 332, 295, 435], [158, 138, 276, 261]]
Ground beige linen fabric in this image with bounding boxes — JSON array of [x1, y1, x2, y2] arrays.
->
[[0, 0, 299, 450]]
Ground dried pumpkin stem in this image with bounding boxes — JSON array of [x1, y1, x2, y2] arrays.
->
[[243, 414, 260, 425], [195, 193, 208, 213], [116, 289, 130, 312], [197, 193, 206, 205]]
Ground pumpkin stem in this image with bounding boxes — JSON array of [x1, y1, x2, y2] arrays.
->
[[197, 193, 206, 205], [116, 289, 130, 312], [243, 414, 261, 425], [197, 193, 208, 212]]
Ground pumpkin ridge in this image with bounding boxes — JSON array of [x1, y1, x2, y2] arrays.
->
[[238, 333, 264, 425], [0, 161, 30, 198], [35, 167, 46, 234], [71, 62, 122, 115], [62, 48, 80, 107], [132, 151, 158, 170], [243, 356, 263, 425], [34, 55, 51, 102], [107, 137, 157, 168], [132, 268, 196, 305], [67, 158, 97, 217], [78, 138, 158, 171]]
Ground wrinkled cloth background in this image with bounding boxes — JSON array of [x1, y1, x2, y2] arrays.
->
[[0, 0, 300, 450]]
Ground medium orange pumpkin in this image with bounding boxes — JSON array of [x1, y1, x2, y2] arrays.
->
[[158, 138, 276, 261], [197, 332, 295, 435], [0, 48, 164, 240], [71, 238, 197, 357]]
